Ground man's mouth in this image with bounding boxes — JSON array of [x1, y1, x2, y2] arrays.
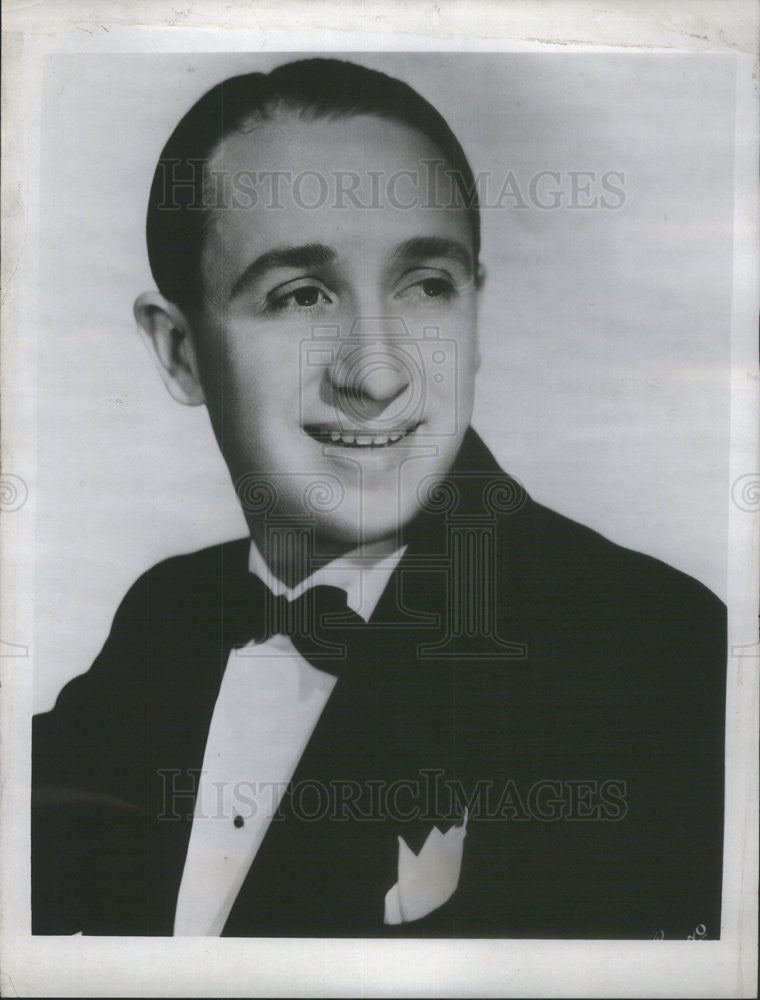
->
[[303, 422, 422, 448]]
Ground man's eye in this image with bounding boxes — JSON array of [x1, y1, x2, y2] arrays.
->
[[291, 286, 323, 307], [397, 275, 456, 303], [420, 277, 453, 298], [268, 285, 331, 312]]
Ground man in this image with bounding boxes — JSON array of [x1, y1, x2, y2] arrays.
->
[[32, 58, 726, 938]]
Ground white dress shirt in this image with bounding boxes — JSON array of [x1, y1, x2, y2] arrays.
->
[[173, 538, 405, 936]]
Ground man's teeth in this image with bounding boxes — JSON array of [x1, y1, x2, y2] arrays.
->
[[321, 429, 407, 446]]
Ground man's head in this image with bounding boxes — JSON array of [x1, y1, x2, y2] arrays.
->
[[135, 59, 485, 569]]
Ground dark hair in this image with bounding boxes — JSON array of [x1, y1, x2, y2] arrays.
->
[[145, 58, 481, 311]]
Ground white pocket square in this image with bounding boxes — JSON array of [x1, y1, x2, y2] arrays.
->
[[384, 810, 468, 925]]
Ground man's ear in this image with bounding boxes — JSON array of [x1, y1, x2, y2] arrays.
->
[[133, 291, 206, 405]]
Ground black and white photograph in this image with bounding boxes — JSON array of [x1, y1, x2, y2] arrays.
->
[[2, 2, 757, 996]]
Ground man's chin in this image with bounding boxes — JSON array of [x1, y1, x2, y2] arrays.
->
[[304, 454, 462, 552]]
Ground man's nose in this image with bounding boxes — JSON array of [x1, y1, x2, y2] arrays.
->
[[326, 318, 413, 421]]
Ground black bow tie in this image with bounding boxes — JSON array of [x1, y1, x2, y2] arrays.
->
[[227, 574, 366, 676]]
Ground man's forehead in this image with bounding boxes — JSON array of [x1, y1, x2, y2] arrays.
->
[[207, 108, 449, 175], [200, 110, 474, 280]]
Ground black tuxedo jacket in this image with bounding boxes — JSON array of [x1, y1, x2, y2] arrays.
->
[[32, 430, 726, 938]]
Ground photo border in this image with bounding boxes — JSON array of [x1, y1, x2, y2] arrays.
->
[[2, 3, 757, 997]]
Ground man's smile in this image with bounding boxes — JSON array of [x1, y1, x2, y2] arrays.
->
[[302, 421, 422, 448]]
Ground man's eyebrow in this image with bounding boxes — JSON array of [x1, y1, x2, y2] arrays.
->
[[230, 243, 336, 298], [391, 237, 474, 275]]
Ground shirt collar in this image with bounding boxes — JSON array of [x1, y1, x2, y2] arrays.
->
[[247, 537, 406, 623]]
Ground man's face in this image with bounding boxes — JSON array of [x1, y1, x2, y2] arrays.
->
[[191, 111, 481, 552]]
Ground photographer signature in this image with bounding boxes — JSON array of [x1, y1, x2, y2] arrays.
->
[[653, 923, 707, 940]]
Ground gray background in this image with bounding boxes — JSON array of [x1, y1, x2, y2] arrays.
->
[[34, 51, 735, 711]]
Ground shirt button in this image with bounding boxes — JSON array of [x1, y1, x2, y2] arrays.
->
[[234, 815, 244, 828]]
